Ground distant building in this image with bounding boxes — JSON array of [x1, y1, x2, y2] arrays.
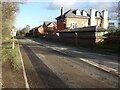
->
[[29, 21, 57, 36], [43, 21, 57, 34], [55, 7, 109, 31], [108, 20, 119, 29], [34, 25, 44, 35], [108, 22, 116, 29]]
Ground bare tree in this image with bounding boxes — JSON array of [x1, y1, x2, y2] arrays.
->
[[1, 2, 19, 40], [113, 1, 120, 21]]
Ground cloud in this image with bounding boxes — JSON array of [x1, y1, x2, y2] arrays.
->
[[83, 2, 114, 11], [78, 0, 118, 2], [53, 0, 77, 7], [47, 0, 116, 10], [46, 0, 117, 20], [47, 0, 77, 10]]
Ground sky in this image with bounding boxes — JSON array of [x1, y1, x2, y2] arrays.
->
[[14, 0, 119, 30]]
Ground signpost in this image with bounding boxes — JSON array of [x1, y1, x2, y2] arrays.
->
[[75, 32, 78, 45], [10, 29, 16, 49], [56, 33, 59, 37]]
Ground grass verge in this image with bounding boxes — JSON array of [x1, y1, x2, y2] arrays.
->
[[2, 38, 21, 71]]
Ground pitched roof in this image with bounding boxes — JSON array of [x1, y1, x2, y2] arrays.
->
[[38, 25, 43, 28], [95, 11, 103, 19], [55, 9, 90, 20], [53, 21, 57, 25], [43, 21, 52, 26]]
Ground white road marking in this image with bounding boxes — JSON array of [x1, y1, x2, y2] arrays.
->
[[60, 47, 68, 50], [18, 43, 30, 89], [52, 48, 67, 55], [79, 58, 120, 76], [69, 50, 82, 54], [45, 45, 120, 76]]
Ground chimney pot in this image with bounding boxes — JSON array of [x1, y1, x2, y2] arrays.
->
[[61, 7, 64, 16]]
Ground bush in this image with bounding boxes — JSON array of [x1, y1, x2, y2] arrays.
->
[[10, 46, 21, 70]]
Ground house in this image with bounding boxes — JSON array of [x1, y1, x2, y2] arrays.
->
[[55, 7, 108, 31], [29, 27, 37, 36], [29, 21, 57, 36], [34, 25, 44, 35], [43, 21, 57, 34]]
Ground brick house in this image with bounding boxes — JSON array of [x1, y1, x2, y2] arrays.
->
[[43, 21, 57, 34], [55, 7, 108, 31], [29, 25, 44, 36], [36, 25, 44, 34], [30, 21, 57, 36]]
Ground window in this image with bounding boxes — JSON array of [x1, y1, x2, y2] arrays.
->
[[76, 10, 81, 15], [96, 11, 100, 17], [70, 21, 77, 29], [83, 11, 87, 16], [70, 23, 77, 29], [81, 21, 84, 27], [81, 10, 87, 16]]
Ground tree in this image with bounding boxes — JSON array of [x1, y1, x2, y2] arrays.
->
[[114, 1, 120, 21], [1, 2, 19, 40], [25, 25, 30, 33], [17, 25, 30, 36]]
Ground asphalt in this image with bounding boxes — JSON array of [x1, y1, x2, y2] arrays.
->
[[29, 37, 120, 73], [19, 43, 68, 88], [18, 36, 119, 88]]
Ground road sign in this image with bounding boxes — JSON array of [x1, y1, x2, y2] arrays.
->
[[11, 29, 16, 37], [56, 33, 59, 36]]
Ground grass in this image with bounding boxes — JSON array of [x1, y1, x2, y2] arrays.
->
[[2, 38, 21, 71], [10, 45, 21, 70]]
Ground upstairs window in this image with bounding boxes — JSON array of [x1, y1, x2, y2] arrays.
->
[[81, 10, 87, 16], [96, 11, 100, 17], [76, 10, 81, 15]]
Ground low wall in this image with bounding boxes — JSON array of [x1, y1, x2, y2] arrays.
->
[[47, 26, 105, 45]]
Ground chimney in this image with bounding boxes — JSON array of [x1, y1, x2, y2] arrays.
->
[[90, 8, 96, 26], [102, 10, 108, 29], [61, 7, 64, 16]]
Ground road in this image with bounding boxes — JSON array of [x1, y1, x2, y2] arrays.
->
[[18, 36, 119, 88]]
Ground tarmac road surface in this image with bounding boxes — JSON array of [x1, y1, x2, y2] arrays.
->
[[18, 36, 119, 88]]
